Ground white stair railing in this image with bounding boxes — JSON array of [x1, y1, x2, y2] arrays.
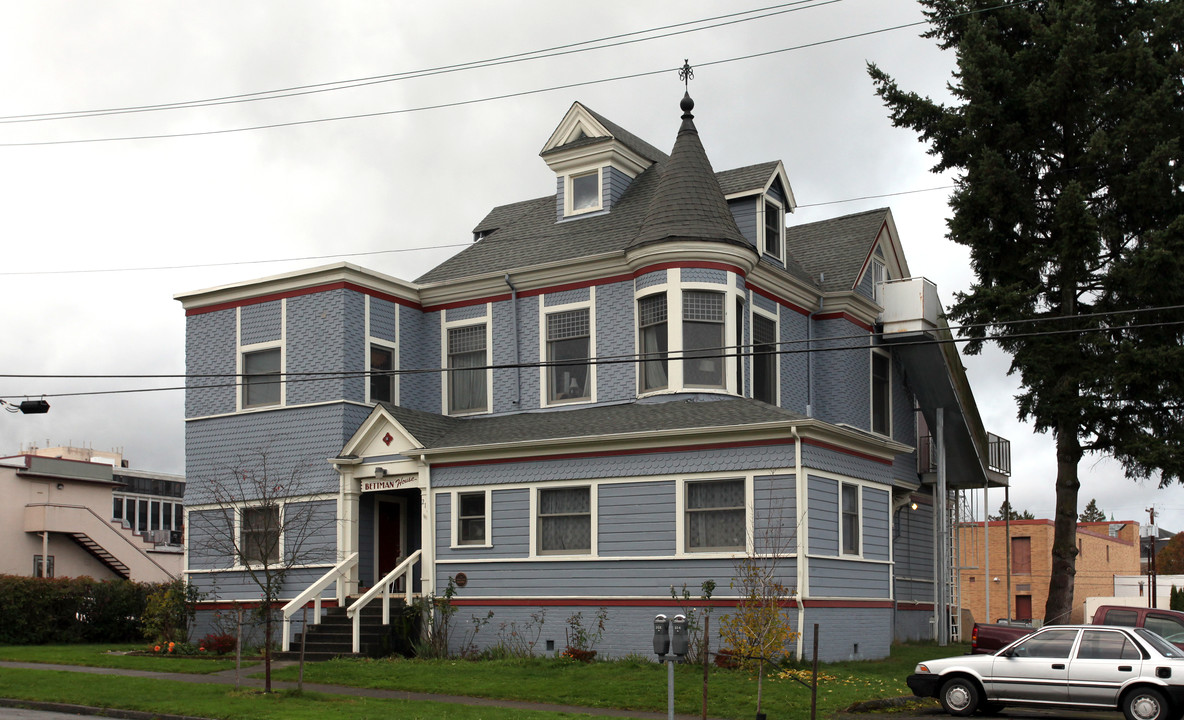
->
[[280, 552, 358, 652], [347, 549, 422, 654]]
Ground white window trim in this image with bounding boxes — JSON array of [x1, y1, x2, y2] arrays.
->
[[365, 295, 399, 406], [565, 167, 603, 217], [761, 197, 785, 261], [751, 306, 780, 405], [676, 476, 752, 557], [871, 257, 886, 305], [539, 292, 597, 407], [529, 483, 598, 558], [450, 489, 492, 549], [839, 481, 863, 558], [236, 300, 287, 412], [441, 309, 492, 416], [871, 348, 892, 437]]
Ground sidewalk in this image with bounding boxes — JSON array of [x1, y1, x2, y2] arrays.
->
[[0, 660, 722, 720]]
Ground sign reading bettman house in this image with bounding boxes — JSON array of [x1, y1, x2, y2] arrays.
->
[[360, 473, 418, 492]]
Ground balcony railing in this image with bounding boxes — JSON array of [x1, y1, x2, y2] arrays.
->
[[988, 433, 1011, 476]]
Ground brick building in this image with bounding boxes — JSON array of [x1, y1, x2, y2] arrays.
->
[[958, 519, 1140, 625]]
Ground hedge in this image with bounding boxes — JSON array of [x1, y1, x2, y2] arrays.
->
[[0, 575, 157, 645]]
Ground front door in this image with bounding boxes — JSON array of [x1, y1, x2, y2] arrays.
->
[[375, 498, 404, 589]]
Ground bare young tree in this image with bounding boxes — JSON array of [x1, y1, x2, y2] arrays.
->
[[188, 450, 336, 692]]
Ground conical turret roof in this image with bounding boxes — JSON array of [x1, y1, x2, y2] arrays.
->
[[630, 93, 749, 250]]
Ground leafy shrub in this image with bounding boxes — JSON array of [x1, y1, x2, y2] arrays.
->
[[561, 607, 608, 662], [142, 579, 201, 644], [199, 633, 237, 655], [0, 575, 153, 644]]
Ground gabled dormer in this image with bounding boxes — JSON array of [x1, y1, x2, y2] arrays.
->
[[716, 161, 796, 263], [540, 102, 666, 221]]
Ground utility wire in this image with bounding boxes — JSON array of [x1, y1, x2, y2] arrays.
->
[[4, 314, 1181, 401], [0, 0, 1033, 148], [0, 0, 839, 124]]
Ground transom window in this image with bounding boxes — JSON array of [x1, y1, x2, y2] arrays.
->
[[841, 483, 860, 555], [537, 486, 591, 555], [752, 314, 777, 404], [571, 171, 600, 213], [457, 492, 487, 546], [242, 348, 281, 408], [685, 479, 745, 552], [448, 325, 487, 414], [638, 294, 668, 392], [240, 506, 280, 565], [683, 291, 725, 388], [547, 309, 590, 403], [370, 344, 394, 404]]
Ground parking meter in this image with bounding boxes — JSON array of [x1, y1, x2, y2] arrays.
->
[[671, 614, 689, 657], [653, 614, 670, 657]]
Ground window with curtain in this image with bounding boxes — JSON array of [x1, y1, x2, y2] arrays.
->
[[537, 486, 591, 554], [370, 344, 394, 403], [547, 309, 590, 402], [638, 294, 668, 392], [841, 483, 860, 555], [871, 351, 890, 435], [240, 505, 280, 565], [448, 324, 487, 413], [685, 479, 745, 551], [242, 347, 281, 408], [683, 291, 724, 387], [753, 314, 777, 403], [457, 492, 487, 545]]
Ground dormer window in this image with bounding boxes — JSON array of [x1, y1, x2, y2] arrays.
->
[[568, 169, 602, 215], [763, 199, 784, 259]]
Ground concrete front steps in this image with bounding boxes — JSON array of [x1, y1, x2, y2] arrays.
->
[[274, 600, 417, 661]]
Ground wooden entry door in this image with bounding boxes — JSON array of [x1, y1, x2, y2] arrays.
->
[[1015, 595, 1033, 622], [376, 498, 404, 588]]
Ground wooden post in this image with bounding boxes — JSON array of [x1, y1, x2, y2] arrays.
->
[[299, 605, 308, 691], [810, 623, 820, 720], [701, 614, 710, 720]]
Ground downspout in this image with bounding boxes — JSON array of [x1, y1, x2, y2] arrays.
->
[[792, 426, 807, 660], [505, 275, 521, 407], [806, 294, 823, 417]]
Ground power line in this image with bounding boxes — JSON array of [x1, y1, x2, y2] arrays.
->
[[0, 0, 840, 125], [796, 185, 955, 208], [0, 0, 1033, 148], [4, 311, 1180, 402]]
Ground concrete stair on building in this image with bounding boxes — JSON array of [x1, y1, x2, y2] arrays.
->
[[70, 533, 131, 579], [274, 600, 415, 661]]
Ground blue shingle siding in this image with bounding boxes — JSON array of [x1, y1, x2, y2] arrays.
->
[[594, 280, 636, 403], [240, 301, 282, 345], [430, 444, 800, 488], [680, 268, 726, 284], [781, 310, 809, 413], [753, 292, 777, 314], [555, 177, 565, 223], [519, 298, 541, 409], [811, 318, 870, 428], [398, 306, 440, 413], [598, 481, 676, 556], [728, 197, 758, 247], [185, 404, 360, 504], [862, 487, 890, 561], [446, 304, 487, 323], [186, 309, 236, 418], [753, 475, 798, 550], [491, 298, 520, 413], [856, 266, 875, 300], [370, 297, 397, 342], [544, 287, 590, 307], [893, 494, 934, 601], [804, 606, 891, 661], [187, 509, 234, 569], [894, 606, 934, 643], [435, 488, 531, 560], [285, 499, 339, 565], [801, 444, 886, 485], [807, 475, 839, 556], [766, 179, 785, 206], [605, 166, 632, 209], [809, 557, 891, 598], [285, 290, 354, 405], [634, 270, 667, 291], [739, 294, 751, 398], [735, 274, 746, 290]]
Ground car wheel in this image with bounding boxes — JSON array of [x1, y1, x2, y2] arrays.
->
[[939, 677, 981, 717], [978, 701, 1005, 715], [1123, 687, 1169, 720]]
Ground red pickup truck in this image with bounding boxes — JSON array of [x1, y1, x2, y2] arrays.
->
[[970, 605, 1184, 654]]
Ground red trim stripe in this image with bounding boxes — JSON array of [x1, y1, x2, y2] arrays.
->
[[450, 597, 894, 609], [185, 281, 421, 316]]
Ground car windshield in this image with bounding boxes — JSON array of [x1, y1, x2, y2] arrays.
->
[[1135, 628, 1184, 658]]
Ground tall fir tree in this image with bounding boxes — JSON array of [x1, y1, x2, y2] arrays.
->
[[1079, 498, 1106, 522], [870, 0, 1184, 624]]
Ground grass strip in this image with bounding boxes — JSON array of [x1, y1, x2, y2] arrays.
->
[[0, 668, 626, 720], [0, 644, 250, 674]]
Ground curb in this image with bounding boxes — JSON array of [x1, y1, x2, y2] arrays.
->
[[0, 697, 214, 720]]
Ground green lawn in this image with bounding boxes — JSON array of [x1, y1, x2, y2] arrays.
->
[[0, 641, 965, 719], [0, 644, 252, 674]]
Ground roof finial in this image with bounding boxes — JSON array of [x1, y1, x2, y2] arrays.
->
[[678, 59, 695, 119]]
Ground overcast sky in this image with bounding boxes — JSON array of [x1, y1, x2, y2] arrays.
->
[[0, 0, 1176, 532]]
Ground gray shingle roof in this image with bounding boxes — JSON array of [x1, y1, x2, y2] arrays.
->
[[386, 396, 806, 451], [784, 208, 888, 292], [472, 196, 548, 236], [716, 161, 780, 196], [581, 105, 669, 164]]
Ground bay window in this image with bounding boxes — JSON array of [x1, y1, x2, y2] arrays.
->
[[683, 291, 725, 388]]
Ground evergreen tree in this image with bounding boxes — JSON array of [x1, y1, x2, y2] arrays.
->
[[989, 500, 1036, 521], [1079, 498, 1106, 522], [870, 0, 1184, 626], [1158, 532, 1184, 575]]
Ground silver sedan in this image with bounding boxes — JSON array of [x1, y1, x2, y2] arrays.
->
[[907, 625, 1184, 720]]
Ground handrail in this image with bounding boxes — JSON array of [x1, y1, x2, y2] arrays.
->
[[23, 503, 176, 579], [280, 552, 358, 652], [347, 549, 422, 654]]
